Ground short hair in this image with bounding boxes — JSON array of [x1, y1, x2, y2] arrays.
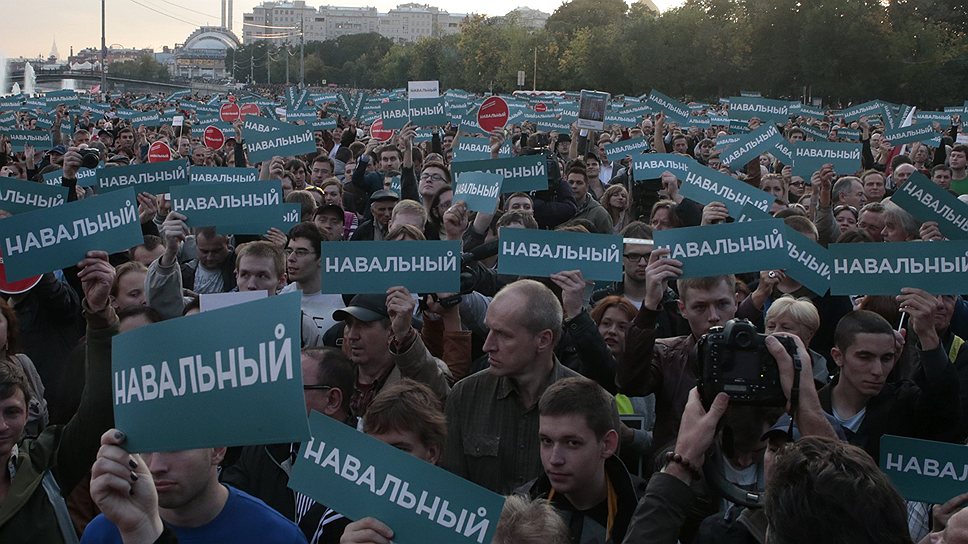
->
[[859, 201, 886, 215], [952, 144, 968, 156], [235, 241, 285, 277], [566, 165, 588, 182], [390, 199, 428, 227], [831, 176, 861, 203], [317, 177, 343, 195], [881, 199, 920, 240], [311, 155, 335, 171], [493, 495, 570, 544], [931, 164, 952, 176], [378, 145, 402, 161], [428, 185, 454, 224], [765, 436, 911, 544], [539, 377, 619, 439], [285, 190, 317, 221], [493, 280, 563, 344], [677, 275, 735, 303], [783, 215, 818, 239], [834, 310, 895, 351], [505, 192, 533, 209], [860, 169, 884, 183], [766, 296, 820, 336], [497, 210, 538, 230], [836, 229, 873, 243], [788, 128, 805, 139], [111, 261, 147, 298], [620, 221, 652, 239], [422, 161, 451, 184], [364, 379, 446, 452], [287, 222, 323, 256], [195, 227, 227, 244], [555, 221, 592, 233], [302, 348, 354, 412], [286, 158, 308, 173], [0, 358, 31, 405], [387, 224, 426, 241], [1, 298, 21, 355]]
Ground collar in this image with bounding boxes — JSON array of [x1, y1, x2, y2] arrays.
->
[[496, 358, 561, 400]]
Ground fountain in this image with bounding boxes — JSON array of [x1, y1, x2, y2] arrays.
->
[[23, 62, 35, 96], [10, 82, 20, 95], [0, 53, 7, 95]]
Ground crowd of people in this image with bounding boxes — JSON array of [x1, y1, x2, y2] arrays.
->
[[1, 84, 968, 544]]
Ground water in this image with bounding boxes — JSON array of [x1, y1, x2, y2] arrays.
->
[[23, 62, 35, 96], [62, 79, 76, 90], [10, 82, 20, 95], [0, 53, 7, 95]]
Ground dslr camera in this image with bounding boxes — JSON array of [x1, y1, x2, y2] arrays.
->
[[78, 148, 101, 169], [696, 319, 796, 408]]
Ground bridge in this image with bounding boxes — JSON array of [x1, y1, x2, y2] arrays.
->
[[6, 69, 231, 94]]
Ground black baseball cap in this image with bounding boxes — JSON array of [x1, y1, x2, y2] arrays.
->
[[369, 189, 400, 203], [332, 293, 389, 322]]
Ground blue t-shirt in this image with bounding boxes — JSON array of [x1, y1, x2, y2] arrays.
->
[[81, 485, 307, 543]]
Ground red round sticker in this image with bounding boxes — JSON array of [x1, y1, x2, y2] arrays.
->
[[204, 126, 225, 150], [534, 102, 548, 113], [239, 103, 260, 120], [220, 103, 241, 123], [369, 118, 394, 142], [477, 96, 510, 132], [0, 257, 41, 295], [147, 141, 172, 163]]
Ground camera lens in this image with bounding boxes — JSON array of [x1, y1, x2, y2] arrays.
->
[[80, 150, 100, 169], [735, 331, 752, 348]]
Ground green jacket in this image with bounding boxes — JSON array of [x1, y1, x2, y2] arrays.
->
[[0, 304, 118, 543]]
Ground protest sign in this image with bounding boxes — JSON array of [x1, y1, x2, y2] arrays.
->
[[220, 102, 241, 122], [408, 80, 440, 99], [320, 241, 461, 294], [239, 102, 261, 120], [797, 124, 828, 141], [8, 130, 52, 152], [113, 292, 310, 452], [450, 154, 547, 193], [244, 119, 315, 163], [130, 110, 160, 128], [646, 90, 691, 124], [791, 141, 863, 178], [381, 98, 448, 129], [189, 166, 259, 184], [891, 172, 968, 240], [97, 160, 189, 195], [577, 90, 609, 131], [290, 412, 503, 544], [0, 258, 42, 295], [780, 225, 831, 296], [0, 176, 69, 215], [477, 96, 509, 132], [369, 118, 394, 142], [203, 125, 225, 150], [286, 109, 318, 122], [714, 134, 743, 154], [497, 228, 623, 281], [43, 167, 99, 188], [453, 171, 503, 213], [828, 240, 968, 295], [838, 100, 883, 122], [880, 435, 968, 506], [1, 188, 142, 282], [792, 103, 825, 120], [631, 153, 692, 184], [727, 97, 791, 123], [535, 119, 571, 134], [147, 141, 172, 163], [603, 137, 650, 159], [720, 124, 784, 167], [604, 113, 640, 128], [199, 291, 267, 313], [833, 127, 861, 141], [882, 123, 938, 147], [171, 181, 283, 230], [452, 137, 511, 162], [678, 163, 774, 218], [218, 203, 301, 236], [310, 118, 338, 131], [653, 221, 789, 278]]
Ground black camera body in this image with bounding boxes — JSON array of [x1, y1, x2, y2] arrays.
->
[[79, 148, 101, 169], [697, 319, 795, 408]]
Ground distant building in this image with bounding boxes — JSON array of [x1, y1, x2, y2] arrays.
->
[[497, 7, 550, 29], [242, 1, 466, 45], [173, 27, 240, 80]]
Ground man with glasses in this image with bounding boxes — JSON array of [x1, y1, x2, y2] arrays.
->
[[280, 222, 345, 339]]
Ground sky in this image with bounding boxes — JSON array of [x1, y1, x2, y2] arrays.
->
[[4, 0, 685, 60]]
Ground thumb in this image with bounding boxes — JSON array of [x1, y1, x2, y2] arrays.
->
[[706, 392, 730, 420]]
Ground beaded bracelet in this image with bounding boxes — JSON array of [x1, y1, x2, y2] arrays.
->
[[664, 452, 702, 481]]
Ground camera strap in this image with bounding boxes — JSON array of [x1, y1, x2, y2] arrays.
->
[[786, 351, 803, 440]]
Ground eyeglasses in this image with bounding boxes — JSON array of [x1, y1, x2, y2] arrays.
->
[[303, 384, 333, 391], [285, 248, 315, 258], [623, 253, 651, 262], [419, 173, 447, 182]]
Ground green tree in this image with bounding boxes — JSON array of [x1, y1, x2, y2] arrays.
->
[[109, 54, 170, 82]]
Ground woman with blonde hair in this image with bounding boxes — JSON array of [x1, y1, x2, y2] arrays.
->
[[601, 184, 633, 235], [764, 295, 830, 386]]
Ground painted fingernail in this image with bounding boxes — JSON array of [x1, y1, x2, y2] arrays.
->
[[130, 471, 139, 481], [114, 430, 126, 441], [129, 458, 138, 469]]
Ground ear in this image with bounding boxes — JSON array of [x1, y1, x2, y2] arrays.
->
[[323, 388, 343, 417], [211, 447, 227, 465], [109, 295, 119, 310], [677, 299, 686, 315], [601, 429, 619, 459], [830, 347, 845, 369], [426, 444, 441, 466], [535, 329, 555, 352], [276, 274, 286, 292]]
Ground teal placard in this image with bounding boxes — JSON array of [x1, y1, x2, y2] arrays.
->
[[631, 153, 693, 182], [791, 141, 862, 178], [914, 110, 952, 125], [8, 130, 52, 152], [797, 124, 828, 141], [321, 240, 461, 294], [891, 172, 968, 240], [838, 100, 884, 122], [736, 203, 773, 222], [880, 435, 968, 505], [244, 117, 316, 163], [780, 225, 830, 296], [309, 118, 338, 131], [130, 110, 160, 127], [0, 176, 69, 214], [97, 160, 190, 195], [678, 162, 774, 218], [171, 181, 284, 229], [727, 97, 791, 123], [381, 97, 448, 129], [770, 137, 794, 165], [219, 203, 301, 235], [603, 113, 639, 127], [497, 228, 623, 281], [536, 119, 571, 133], [289, 412, 503, 544], [42, 167, 100, 188], [715, 134, 742, 154], [113, 292, 310, 453], [450, 155, 547, 194], [603, 137, 650, 159], [646, 90, 691, 124], [882, 123, 938, 147], [792, 103, 825, 120], [653, 220, 790, 278], [286, 109, 319, 122], [453, 171, 503, 213], [720, 124, 784, 167], [452, 137, 511, 163], [189, 166, 259, 184], [828, 240, 968, 295], [832, 127, 860, 141], [1, 188, 143, 281]]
